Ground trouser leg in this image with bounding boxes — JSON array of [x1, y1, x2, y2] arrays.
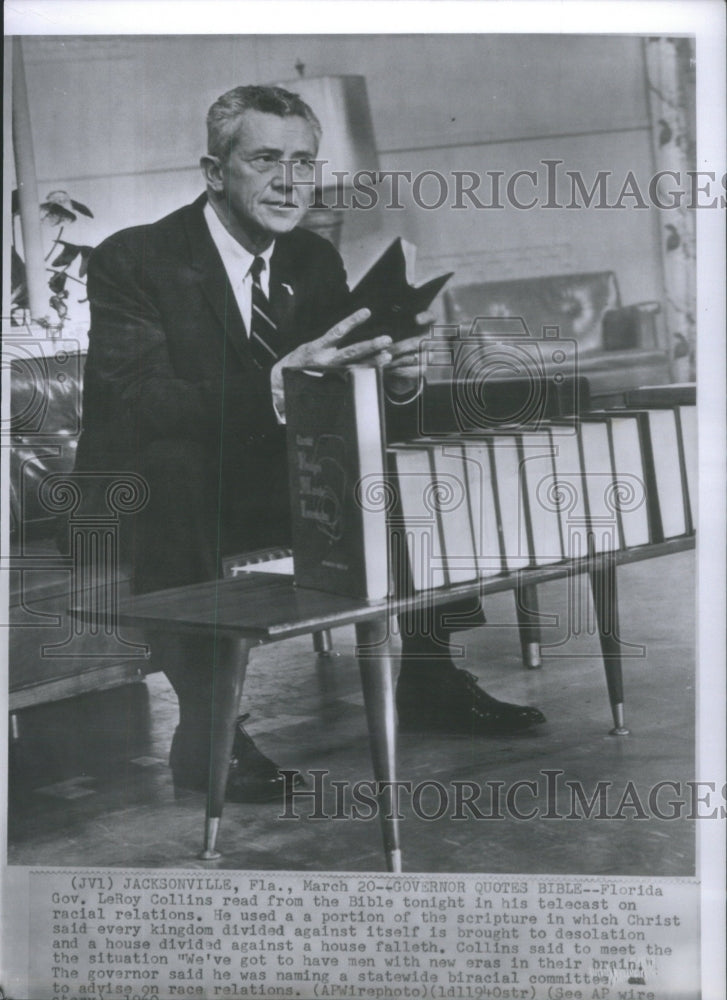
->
[[150, 632, 217, 779], [128, 440, 219, 774], [395, 594, 546, 733], [131, 439, 218, 595], [128, 438, 293, 778], [397, 593, 486, 681]]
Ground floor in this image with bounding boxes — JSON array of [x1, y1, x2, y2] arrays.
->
[[8, 551, 695, 874]]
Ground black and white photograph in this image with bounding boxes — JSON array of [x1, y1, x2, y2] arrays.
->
[[2, 3, 725, 999]]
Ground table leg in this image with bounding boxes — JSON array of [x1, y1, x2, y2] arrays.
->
[[355, 618, 401, 873], [313, 629, 333, 655], [588, 554, 630, 736], [199, 635, 253, 860], [515, 580, 543, 669]]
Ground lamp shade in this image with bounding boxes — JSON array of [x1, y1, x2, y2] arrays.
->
[[274, 75, 379, 190]]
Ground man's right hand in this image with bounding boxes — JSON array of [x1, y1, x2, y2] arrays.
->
[[271, 309, 392, 418], [280, 308, 392, 369]]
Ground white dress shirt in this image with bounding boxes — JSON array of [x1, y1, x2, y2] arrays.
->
[[203, 201, 274, 334], [203, 201, 285, 421]]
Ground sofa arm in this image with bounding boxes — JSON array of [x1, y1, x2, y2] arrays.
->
[[602, 302, 661, 351]]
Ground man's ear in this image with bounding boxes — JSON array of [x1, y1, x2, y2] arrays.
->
[[200, 155, 224, 194]]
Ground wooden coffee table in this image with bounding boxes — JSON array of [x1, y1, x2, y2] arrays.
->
[[74, 536, 694, 870], [95, 571, 419, 871]]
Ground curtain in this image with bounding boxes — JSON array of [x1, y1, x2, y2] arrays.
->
[[643, 37, 697, 381]]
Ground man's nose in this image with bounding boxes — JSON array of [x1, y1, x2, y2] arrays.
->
[[270, 161, 294, 192]]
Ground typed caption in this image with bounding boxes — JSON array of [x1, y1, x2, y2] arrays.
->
[[20, 871, 699, 1000]]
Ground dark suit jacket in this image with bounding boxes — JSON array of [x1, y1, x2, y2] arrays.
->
[[75, 194, 350, 587]]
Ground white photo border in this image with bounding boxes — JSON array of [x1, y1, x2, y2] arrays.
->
[[2, 3, 725, 998]]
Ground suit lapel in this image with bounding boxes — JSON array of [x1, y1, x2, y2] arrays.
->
[[269, 239, 300, 353], [181, 196, 251, 366], [182, 197, 306, 363]]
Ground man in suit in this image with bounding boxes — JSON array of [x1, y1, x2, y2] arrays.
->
[[76, 85, 544, 803]]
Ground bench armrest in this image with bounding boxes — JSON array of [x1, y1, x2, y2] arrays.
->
[[602, 303, 661, 351]]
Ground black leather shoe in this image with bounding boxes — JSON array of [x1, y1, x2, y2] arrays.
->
[[396, 667, 546, 736], [227, 714, 306, 803], [171, 715, 305, 803]]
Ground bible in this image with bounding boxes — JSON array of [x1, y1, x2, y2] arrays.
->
[[284, 366, 390, 600], [335, 238, 453, 347]]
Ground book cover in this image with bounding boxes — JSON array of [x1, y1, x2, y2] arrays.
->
[[445, 428, 561, 571], [610, 409, 689, 542], [607, 413, 652, 548], [336, 238, 453, 348], [427, 443, 479, 585], [678, 404, 697, 532], [618, 400, 696, 535], [389, 445, 447, 593], [519, 430, 565, 566], [488, 434, 531, 571], [577, 418, 619, 554], [645, 407, 689, 539], [284, 366, 389, 600], [549, 428, 590, 562], [461, 439, 503, 577]]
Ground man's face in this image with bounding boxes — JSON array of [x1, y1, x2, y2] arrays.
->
[[215, 109, 318, 250]]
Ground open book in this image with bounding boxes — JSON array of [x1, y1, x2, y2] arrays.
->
[[336, 238, 453, 347]]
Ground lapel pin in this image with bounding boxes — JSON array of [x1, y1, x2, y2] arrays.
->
[[281, 283, 294, 296]]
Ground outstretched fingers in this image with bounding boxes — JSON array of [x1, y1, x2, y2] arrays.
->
[[318, 308, 372, 346], [336, 336, 393, 366]]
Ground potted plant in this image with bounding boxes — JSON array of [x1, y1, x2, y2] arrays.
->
[[11, 189, 94, 333]]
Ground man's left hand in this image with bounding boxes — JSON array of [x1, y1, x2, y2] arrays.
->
[[383, 310, 434, 383]]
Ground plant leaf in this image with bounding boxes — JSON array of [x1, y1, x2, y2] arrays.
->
[[657, 118, 672, 147], [12, 246, 27, 289], [11, 284, 29, 309], [50, 295, 69, 320], [41, 201, 77, 224], [49, 271, 69, 293], [70, 198, 94, 218], [665, 224, 681, 252], [51, 241, 82, 267], [11, 303, 29, 323]]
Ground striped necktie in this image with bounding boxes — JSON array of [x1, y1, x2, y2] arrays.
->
[[248, 256, 280, 369]]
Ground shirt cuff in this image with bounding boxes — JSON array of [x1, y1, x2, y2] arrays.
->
[[271, 373, 286, 424]]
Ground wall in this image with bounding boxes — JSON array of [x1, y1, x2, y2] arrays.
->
[[12, 34, 666, 340]]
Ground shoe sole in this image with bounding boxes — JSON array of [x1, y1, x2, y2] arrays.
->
[[173, 776, 306, 804], [397, 717, 546, 736]]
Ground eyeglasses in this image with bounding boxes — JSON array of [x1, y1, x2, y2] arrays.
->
[[244, 155, 318, 177]]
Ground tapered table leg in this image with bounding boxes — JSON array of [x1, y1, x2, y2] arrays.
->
[[199, 635, 253, 860], [355, 618, 401, 873], [515, 580, 542, 669], [588, 554, 630, 736], [313, 629, 333, 655]]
